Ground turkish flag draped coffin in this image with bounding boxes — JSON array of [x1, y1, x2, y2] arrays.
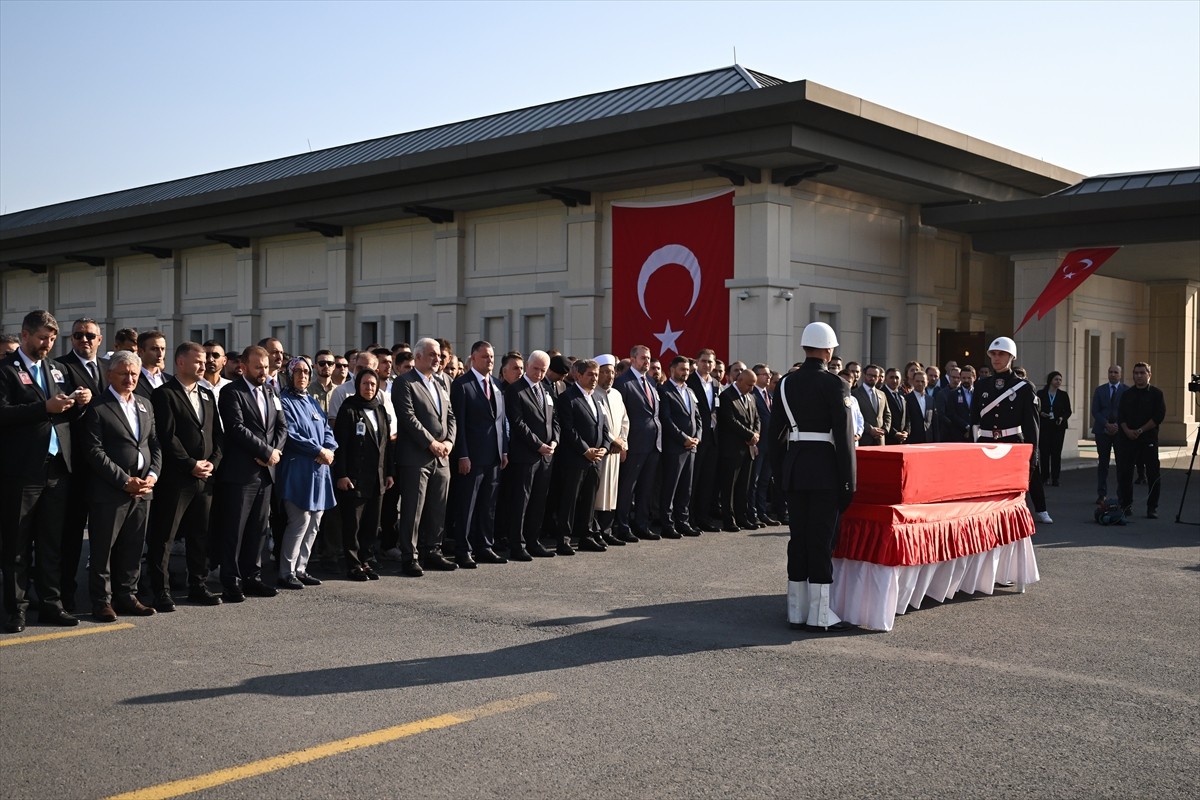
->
[[611, 191, 734, 363], [852, 443, 1032, 505]]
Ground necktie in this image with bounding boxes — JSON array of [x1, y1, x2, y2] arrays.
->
[[483, 377, 496, 416], [257, 386, 268, 426], [32, 362, 60, 456], [86, 361, 97, 384], [643, 376, 654, 406], [764, 388, 772, 411], [1110, 384, 1116, 404]]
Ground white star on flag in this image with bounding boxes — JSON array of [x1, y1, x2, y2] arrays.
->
[[654, 320, 684, 355]]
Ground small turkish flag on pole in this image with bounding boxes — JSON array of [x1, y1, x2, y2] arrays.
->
[[1015, 247, 1120, 333], [611, 191, 734, 363]]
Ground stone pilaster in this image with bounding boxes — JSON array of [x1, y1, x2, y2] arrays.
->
[[727, 183, 796, 367], [430, 222, 465, 344], [230, 247, 260, 347], [323, 238, 354, 353], [562, 208, 602, 356], [1147, 280, 1199, 446]]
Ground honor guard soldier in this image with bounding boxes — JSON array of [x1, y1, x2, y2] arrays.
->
[[768, 322, 856, 633], [971, 337, 1051, 524]]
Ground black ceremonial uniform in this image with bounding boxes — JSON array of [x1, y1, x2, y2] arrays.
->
[[767, 357, 856, 585], [970, 369, 1039, 448]]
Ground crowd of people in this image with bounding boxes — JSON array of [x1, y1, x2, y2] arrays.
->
[[0, 310, 1165, 636]]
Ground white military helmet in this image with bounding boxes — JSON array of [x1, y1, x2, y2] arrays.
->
[[800, 321, 839, 349], [988, 336, 1017, 357]]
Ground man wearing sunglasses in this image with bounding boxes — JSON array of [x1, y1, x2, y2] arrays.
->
[[59, 318, 107, 611], [310, 350, 337, 416]]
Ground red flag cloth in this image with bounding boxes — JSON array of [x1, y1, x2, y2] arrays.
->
[[612, 191, 734, 362], [1015, 247, 1120, 332]]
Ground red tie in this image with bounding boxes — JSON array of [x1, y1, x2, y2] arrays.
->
[[643, 376, 653, 406]]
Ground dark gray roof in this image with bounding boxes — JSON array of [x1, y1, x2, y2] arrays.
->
[[1, 65, 783, 231], [1052, 167, 1200, 196]]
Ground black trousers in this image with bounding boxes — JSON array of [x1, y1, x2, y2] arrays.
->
[[147, 476, 214, 593], [88, 496, 151, 605], [558, 463, 600, 543], [1, 456, 70, 615], [508, 459, 552, 548], [59, 459, 91, 609], [339, 492, 382, 570], [1116, 437, 1162, 512], [718, 450, 753, 525], [784, 489, 840, 584], [660, 448, 695, 527], [616, 449, 660, 532], [217, 478, 272, 586], [452, 462, 501, 557], [690, 434, 719, 523], [1039, 425, 1066, 483]]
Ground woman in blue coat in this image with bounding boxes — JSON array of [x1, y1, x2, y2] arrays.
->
[[277, 356, 337, 588]]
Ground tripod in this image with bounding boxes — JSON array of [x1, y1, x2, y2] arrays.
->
[[1176, 424, 1199, 525]]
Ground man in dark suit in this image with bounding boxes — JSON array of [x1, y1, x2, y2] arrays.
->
[[503, 350, 559, 560], [58, 316, 108, 611], [716, 368, 760, 532], [686, 348, 721, 531], [905, 369, 937, 444], [0, 310, 93, 632], [393, 337, 457, 575], [852, 365, 890, 446], [939, 365, 976, 442], [882, 367, 910, 444], [659, 356, 702, 538], [1091, 364, 1128, 503], [749, 363, 780, 527], [215, 344, 288, 602], [615, 344, 663, 541], [133, 330, 170, 401], [82, 351, 163, 621], [554, 359, 610, 554], [449, 340, 508, 569], [149, 342, 224, 610]]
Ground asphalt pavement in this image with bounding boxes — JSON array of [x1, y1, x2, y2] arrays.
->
[[1, 457, 1197, 800]]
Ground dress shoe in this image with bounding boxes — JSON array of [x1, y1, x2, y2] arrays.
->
[[722, 521, 741, 533], [401, 560, 425, 577], [802, 620, 855, 633], [634, 528, 661, 541], [577, 536, 607, 552], [660, 525, 683, 539], [114, 598, 156, 617], [296, 572, 322, 586], [1147, 509, 1158, 519], [5, 612, 26, 633], [527, 543, 556, 558], [347, 567, 370, 582], [556, 540, 576, 556], [92, 604, 118, 623], [600, 532, 626, 547], [153, 594, 177, 612], [364, 564, 381, 580], [456, 554, 479, 569], [278, 575, 305, 590], [759, 514, 781, 527], [243, 580, 278, 597], [222, 587, 246, 603], [187, 587, 223, 605], [39, 607, 79, 626], [421, 553, 458, 571], [676, 523, 702, 537], [615, 530, 640, 544], [507, 546, 534, 562], [475, 549, 508, 564], [776, 514, 790, 525]]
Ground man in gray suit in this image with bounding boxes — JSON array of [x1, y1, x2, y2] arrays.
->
[[852, 364, 890, 446], [82, 351, 162, 621], [392, 337, 457, 576]]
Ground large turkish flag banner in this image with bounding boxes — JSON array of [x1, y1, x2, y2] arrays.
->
[[611, 190, 734, 362]]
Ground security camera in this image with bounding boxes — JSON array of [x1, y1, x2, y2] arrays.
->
[[737, 290, 751, 301], [779, 290, 794, 302]]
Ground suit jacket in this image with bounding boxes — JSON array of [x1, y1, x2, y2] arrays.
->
[[59, 349, 107, 394], [216, 377, 288, 484], [884, 388, 910, 444], [450, 370, 506, 469], [1090, 382, 1126, 436], [852, 384, 890, 446], [555, 384, 609, 470], [134, 369, 172, 401], [686, 372, 720, 438], [83, 389, 162, 503], [752, 386, 772, 455], [940, 385, 975, 442], [504, 376, 558, 465], [392, 369, 455, 469], [1036, 388, 1073, 437], [151, 377, 223, 484], [332, 398, 392, 497], [660, 380, 702, 454], [615, 369, 662, 453], [716, 385, 759, 459], [0, 351, 87, 480], [904, 391, 937, 444]]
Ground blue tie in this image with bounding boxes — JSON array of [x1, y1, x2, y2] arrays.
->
[[31, 362, 60, 456]]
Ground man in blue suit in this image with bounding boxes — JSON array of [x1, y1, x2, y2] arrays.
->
[[1090, 365, 1127, 503], [449, 340, 508, 568], [614, 344, 663, 541]]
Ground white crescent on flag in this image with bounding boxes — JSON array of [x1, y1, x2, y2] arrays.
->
[[636, 244, 702, 319]]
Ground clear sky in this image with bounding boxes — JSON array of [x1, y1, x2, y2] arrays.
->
[[1, 0, 1197, 214]]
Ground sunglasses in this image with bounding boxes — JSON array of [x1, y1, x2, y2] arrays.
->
[[72, 332, 99, 341], [316, 360, 335, 367], [334, 362, 349, 369]]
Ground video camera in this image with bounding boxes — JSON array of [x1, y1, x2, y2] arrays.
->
[[1189, 374, 1200, 393]]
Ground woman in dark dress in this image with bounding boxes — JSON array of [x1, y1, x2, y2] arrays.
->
[[331, 368, 394, 581], [1036, 371, 1072, 486]]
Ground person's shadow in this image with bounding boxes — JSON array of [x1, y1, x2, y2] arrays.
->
[[124, 594, 852, 706]]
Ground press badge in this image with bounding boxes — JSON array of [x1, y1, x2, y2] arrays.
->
[[356, 420, 367, 437], [273, 396, 282, 411], [50, 368, 65, 383], [18, 370, 32, 385]]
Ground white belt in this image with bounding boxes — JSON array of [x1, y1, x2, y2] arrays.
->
[[788, 430, 834, 444], [973, 425, 1022, 440]]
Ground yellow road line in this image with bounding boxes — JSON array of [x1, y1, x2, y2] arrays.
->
[[106, 691, 556, 800], [0, 622, 135, 647]]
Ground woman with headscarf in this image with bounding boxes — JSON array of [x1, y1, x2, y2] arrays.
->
[[277, 355, 338, 589], [332, 367, 394, 581], [1036, 370, 1072, 486]]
